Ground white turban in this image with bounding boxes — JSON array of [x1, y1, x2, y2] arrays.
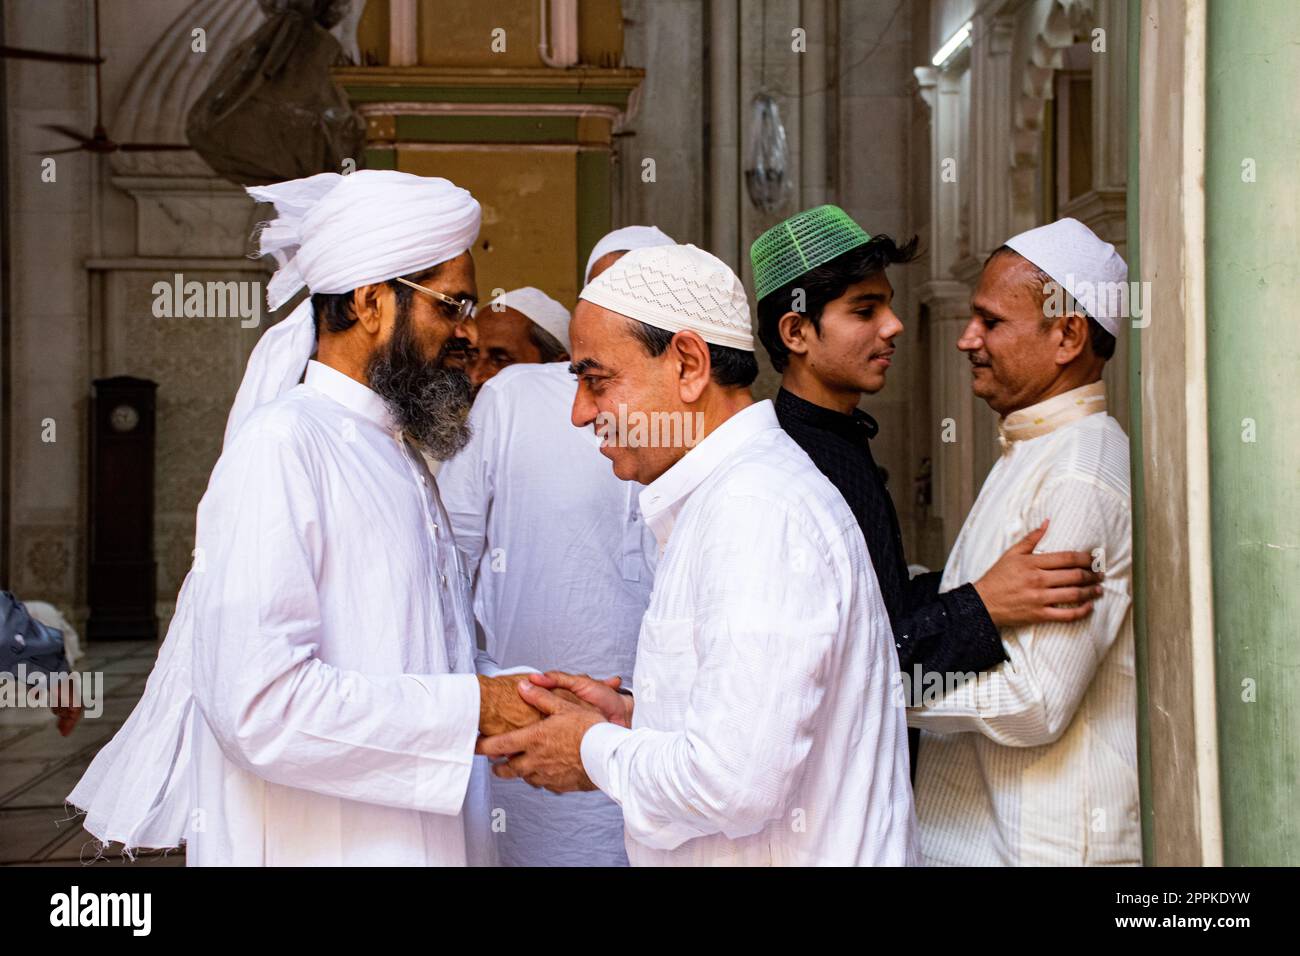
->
[[480, 287, 572, 352], [1003, 217, 1128, 336], [583, 224, 675, 284], [580, 243, 755, 351], [224, 170, 481, 445]]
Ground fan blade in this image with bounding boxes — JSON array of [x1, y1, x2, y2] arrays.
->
[[36, 145, 87, 155], [0, 45, 103, 65], [117, 142, 191, 152]]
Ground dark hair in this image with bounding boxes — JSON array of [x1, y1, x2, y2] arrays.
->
[[527, 322, 569, 362], [309, 262, 447, 337], [756, 234, 919, 372], [987, 245, 1116, 360], [628, 320, 758, 388], [1083, 316, 1116, 359]]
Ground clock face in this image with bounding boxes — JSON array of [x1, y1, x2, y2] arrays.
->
[[110, 404, 139, 433]]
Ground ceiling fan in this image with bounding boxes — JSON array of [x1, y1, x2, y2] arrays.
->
[[0, 46, 103, 66], [34, 0, 190, 156]]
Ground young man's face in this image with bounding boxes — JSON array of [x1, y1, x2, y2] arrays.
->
[[798, 271, 903, 396]]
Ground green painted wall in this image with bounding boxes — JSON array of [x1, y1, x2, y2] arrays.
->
[[1205, 0, 1300, 865]]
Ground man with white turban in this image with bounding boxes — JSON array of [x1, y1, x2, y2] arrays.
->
[[67, 170, 551, 866], [478, 244, 919, 866], [436, 225, 675, 866], [463, 287, 571, 396], [906, 217, 1139, 865]]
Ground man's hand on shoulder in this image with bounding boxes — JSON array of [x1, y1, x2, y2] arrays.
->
[[973, 519, 1104, 628]]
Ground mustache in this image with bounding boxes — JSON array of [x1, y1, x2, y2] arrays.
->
[[441, 336, 472, 358], [967, 353, 992, 367]]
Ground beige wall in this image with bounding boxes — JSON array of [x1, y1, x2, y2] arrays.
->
[[397, 147, 580, 306], [4, 0, 288, 628], [614, 1, 921, 559]]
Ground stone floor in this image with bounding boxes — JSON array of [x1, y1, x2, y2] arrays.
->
[[0, 639, 184, 866]]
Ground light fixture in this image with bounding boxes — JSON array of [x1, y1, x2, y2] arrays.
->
[[931, 21, 972, 68], [745, 94, 791, 214]]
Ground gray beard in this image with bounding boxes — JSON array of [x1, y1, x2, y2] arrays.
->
[[366, 311, 472, 461]]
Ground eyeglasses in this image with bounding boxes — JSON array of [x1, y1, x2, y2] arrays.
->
[[393, 276, 476, 323]]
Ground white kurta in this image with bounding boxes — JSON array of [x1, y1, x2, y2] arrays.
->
[[908, 382, 1140, 866], [579, 401, 919, 866], [438, 362, 654, 867], [71, 361, 485, 866]]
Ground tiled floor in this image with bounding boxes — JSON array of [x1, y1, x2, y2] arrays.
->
[[0, 640, 184, 867]]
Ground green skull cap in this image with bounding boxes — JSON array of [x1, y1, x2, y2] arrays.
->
[[749, 204, 872, 302]]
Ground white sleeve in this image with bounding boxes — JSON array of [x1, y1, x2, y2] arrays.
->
[[473, 650, 536, 678], [436, 383, 499, 576], [907, 475, 1132, 746], [580, 491, 842, 850], [191, 428, 481, 816]]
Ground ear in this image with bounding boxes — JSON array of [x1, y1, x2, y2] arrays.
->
[[351, 282, 388, 335], [1055, 312, 1090, 365], [671, 330, 712, 403], [778, 311, 812, 360]]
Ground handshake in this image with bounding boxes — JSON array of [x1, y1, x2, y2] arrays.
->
[[473, 672, 633, 794]]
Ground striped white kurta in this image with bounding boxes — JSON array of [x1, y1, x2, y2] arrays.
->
[[908, 382, 1140, 866], [580, 400, 919, 866]]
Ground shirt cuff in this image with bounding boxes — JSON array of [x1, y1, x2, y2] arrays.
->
[[409, 672, 483, 816], [580, 720, 630, 797], [473, 647, 538, 678], [950, 582, 1008, 671]]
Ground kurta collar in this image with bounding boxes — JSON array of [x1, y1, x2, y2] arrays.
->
[[304, 360, 397, 434], [640, 400, 780, 549], [776, 387, 879, 442], [998, 381, 1107, 454]]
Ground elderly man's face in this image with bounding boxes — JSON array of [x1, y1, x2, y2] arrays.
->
[[958, 252, 1064, 416], [568, 301, 686, 484], [465, 306, 546, 393]]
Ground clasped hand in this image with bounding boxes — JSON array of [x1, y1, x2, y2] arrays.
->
[[475, 671, 632, 794]]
